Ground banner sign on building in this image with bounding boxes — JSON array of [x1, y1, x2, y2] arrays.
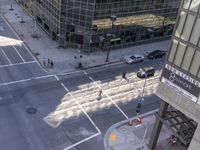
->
[[161, 64, 200, 103]]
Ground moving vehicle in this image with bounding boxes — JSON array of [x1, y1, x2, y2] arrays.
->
[[137, 67, 155, 78], [147, 50, 166, 59], [125, 54, 144, 64]]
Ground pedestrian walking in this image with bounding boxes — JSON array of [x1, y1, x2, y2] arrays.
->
[[50, 59, 54, 68], [96, 89, 102, 101], [42, 57, 46, 66]]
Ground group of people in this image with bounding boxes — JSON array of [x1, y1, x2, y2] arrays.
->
[[42, 58, 54, 68]]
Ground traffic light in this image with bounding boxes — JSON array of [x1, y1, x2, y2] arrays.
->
[[122, 72, 126, 79]]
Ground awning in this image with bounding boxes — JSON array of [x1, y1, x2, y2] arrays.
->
[[110, 37, 121, 42]]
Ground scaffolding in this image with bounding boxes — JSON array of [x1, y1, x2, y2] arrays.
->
[[156, 107, 197, 147]]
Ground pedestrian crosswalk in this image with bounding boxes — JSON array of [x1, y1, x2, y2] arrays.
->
[[0, 42, 35, 67], [44, 71, 161, 127]]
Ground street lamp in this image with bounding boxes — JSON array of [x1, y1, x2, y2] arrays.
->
[[141, 71, 147, 98], [135, 70, 147, 118], [19, 3, 25, 24], [105, 15, 117, 62], [9, 0, 14, 11]]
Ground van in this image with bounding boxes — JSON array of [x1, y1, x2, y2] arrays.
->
[[137, 67, 155, 78]]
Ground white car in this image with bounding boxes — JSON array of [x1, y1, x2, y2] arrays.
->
[[125, 54, 144, 64]]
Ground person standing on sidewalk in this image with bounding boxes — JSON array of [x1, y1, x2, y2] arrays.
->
[[50, 59, 54, 68], [42, 57, 46, 66]]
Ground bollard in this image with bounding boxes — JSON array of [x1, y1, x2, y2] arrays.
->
[[135, 117, 142, 124], [128, 120, 133, 126], [78, 62, 82, 68], [122, 72, 126, 79]]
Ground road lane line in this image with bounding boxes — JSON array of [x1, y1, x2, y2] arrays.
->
[[0, 61, 36, 68], [83, 70, 129, 120], [64, 132, 101, 150], [11, 43, 26, 63], [54, 75, 101, 134], [1, 48, 12, 64], [0, 74, 54, 86]]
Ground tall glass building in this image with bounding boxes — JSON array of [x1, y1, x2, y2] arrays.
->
[[148, 0, 200, 149], [18, 0, 181, 52]]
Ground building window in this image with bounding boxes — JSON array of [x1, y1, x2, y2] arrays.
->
[[175, 11, 187, 38], [189, 0, 200, 13], [181, 14, 195, 41], [190, 18, 200, 46], [174, 42, 186, 67], [189, 50, 200, 76], [198, 69, 200, 78], [183, 0, 191, 10], [181, 47, 195, 71], [168, 39, 178, 62]]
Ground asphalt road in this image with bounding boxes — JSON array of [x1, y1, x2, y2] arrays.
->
[[0, 15, 164, 150]]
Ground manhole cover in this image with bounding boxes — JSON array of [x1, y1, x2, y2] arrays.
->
[[27, 107, 37, 114]]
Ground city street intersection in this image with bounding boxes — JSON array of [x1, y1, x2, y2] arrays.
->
[[0, 15, 163, 150]]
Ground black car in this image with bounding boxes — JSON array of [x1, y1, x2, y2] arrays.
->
[[137, 67, 155, 78], [147, 50, 166, 59], [164, 24, 174, 34]]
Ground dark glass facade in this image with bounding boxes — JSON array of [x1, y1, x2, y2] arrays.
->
[[19, 0, 181, 52]]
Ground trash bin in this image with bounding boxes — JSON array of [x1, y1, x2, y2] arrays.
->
[[78, 62, 82, 68]]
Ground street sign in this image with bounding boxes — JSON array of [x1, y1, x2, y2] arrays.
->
[[161, 63, 200, 102]]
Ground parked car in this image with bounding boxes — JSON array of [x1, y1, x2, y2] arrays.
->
[[164, 24, 174, 34], [147, 50, 166, 59], [137, 67, 155, 78], [146, 26, 164, 36], [125, 54, 144, 64]]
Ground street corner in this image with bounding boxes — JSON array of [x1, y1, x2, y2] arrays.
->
[[106, 126, 148, 150], [108, 132, 118, 142]]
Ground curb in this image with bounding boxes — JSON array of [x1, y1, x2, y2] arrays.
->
[[54, 60, 124, 76], [83, 60, 123, 70], [103, 109, 158, 150], [2, 13, 124, 74]]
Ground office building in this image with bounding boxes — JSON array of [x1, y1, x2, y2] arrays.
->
[[148, 0, 200, 149], [17, 0, 181, 52]]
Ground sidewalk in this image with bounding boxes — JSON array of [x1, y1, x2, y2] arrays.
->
[[0, 1, 170, 74], [104, 110, 187, 150]]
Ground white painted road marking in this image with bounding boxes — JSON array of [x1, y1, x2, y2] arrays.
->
[[83, 70, 129, 120], [11, 42, 26, 63], [0, 74, 54, 86], [0, 61, 36, 68], [1, 16, 48, 74], [64, 132, 101, 150], [54, 75, 101, 133], [1, 48, 12, 64], [53, 75, 102, 150]]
